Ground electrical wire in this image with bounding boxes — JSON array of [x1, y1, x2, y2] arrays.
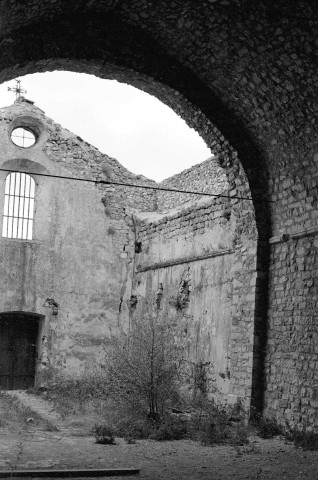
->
[[0, 167, 257, 201]]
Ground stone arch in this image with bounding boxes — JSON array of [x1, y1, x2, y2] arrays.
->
[[0, 9, 270, 411], [1, 159, 50, 175], [0, 11, 269, 209]]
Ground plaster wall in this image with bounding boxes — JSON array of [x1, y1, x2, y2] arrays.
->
[[2, 0, 318, 429], [133, 191, 258, 407], [0, 98, 259, 413], [0, 99, 149, 384]]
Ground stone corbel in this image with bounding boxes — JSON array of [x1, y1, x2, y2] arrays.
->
[[43, 298, 59, 315]]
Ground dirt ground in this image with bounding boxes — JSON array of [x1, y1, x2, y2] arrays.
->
[[1, 396, 318, 479], [2, 429, 318, 479]]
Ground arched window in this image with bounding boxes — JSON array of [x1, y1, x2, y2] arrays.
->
[[2, 172, 35, 240]]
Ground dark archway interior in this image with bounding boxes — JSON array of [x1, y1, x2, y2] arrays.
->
[[0, 312, 41, 390]]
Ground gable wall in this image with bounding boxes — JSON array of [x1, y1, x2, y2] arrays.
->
[[0, 102, 154, 384]]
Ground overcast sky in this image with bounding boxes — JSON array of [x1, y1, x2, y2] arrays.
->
[[0, 72, 211, 182]]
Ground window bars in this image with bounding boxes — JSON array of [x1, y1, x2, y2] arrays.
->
[[2, 172, 35, 240]]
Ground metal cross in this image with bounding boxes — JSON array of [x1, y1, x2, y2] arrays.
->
[[8, 78, 27, 99]]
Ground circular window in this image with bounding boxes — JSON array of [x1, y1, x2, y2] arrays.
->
[[11, 127, 36, 148]]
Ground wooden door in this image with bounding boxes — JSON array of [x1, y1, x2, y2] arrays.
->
[[0, 314, 38, 390]]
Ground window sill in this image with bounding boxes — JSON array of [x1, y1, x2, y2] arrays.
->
[[0, 237, 43, 245]]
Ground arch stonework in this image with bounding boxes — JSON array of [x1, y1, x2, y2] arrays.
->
[[0, 0, 317, 428]]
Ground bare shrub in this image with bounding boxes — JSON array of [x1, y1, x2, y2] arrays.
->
[[94, 424, 116, 444], [188, 398, 248, 446], [105, 311, 182, 424], [115, 415, 153, 439]]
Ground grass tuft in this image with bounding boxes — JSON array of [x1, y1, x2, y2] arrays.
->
[[94, 424, 116, 445]]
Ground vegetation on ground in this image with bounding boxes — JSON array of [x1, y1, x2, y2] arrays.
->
[[0, 391, 57, 433], [22, 308, 318, 450], [94, 424, 116, 445], [250, 412, 282, 439], [34, 371, 110, 418], [105, 311, 182, 423], [29, 311, 250, 446], [285, 429, 318, 451]]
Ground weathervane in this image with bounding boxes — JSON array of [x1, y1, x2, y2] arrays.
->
[[8, 78, 27, 99]]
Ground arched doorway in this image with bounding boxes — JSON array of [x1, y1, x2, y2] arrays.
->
[[0, 312, 42, 389]]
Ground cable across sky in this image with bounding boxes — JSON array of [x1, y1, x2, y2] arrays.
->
[[0, 168, 257, 201]]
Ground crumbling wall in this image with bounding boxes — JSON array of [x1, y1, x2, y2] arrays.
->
[[157, 156, 229, 212], [3, 0, 318, 430], [0, 101, 158, 384], [132, 193, 258, 408], [0, 100, 258, 408]]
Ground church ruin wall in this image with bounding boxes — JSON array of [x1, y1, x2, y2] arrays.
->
[[157, 155, 229, 212], [132, 190, 258, 408], [0, 100, 161, 386]]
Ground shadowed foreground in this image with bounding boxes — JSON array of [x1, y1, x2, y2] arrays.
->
[[1, 394, 318, 479], [1, 431, 318, 480]]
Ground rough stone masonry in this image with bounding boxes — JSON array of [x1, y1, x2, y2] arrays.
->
[[0, 98, 257, 415], [0, 0, 318, 431]]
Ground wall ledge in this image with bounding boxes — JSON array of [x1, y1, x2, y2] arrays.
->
[[269, 225, 318, 245], [136, 249, 234, 272]]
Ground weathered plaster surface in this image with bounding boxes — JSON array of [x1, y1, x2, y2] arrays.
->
[[133, 180, 257, 407], [0, 99, 151, 382], [1, 0, 318, 429], [0, 99, 257, 411]]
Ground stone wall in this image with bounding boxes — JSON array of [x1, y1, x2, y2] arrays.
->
[[2, 0, 318, 429], [132, 191, 258, 408], [260, 144, 318, 428], [0, 100, 264, 420], [0, 98, 261, 414], [157, 156, 229, 212], [264, 230, 318, 430], [0, 99, 250, 397], [0, 99, 154, 384]]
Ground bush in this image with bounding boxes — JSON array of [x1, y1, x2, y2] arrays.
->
[[115, 415, 153, 439], [251, 413, 281, 439], [27, 306, 251, 448], [105, 311, 182, 422], [258, 417, 281, 439], [112, 404, 249, 445], [253, 414, 318, 450], [94, 424, 116, 445], [149, 414, 188, 441], [286, 430, 318, 450], [189, 401, 249, 446]]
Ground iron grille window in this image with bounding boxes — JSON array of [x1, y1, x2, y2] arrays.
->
[[2, 172, 35, 240]]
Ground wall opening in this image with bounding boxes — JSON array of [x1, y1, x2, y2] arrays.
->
[[0, 311, 42, 390], [2, 172, 35, 240]]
